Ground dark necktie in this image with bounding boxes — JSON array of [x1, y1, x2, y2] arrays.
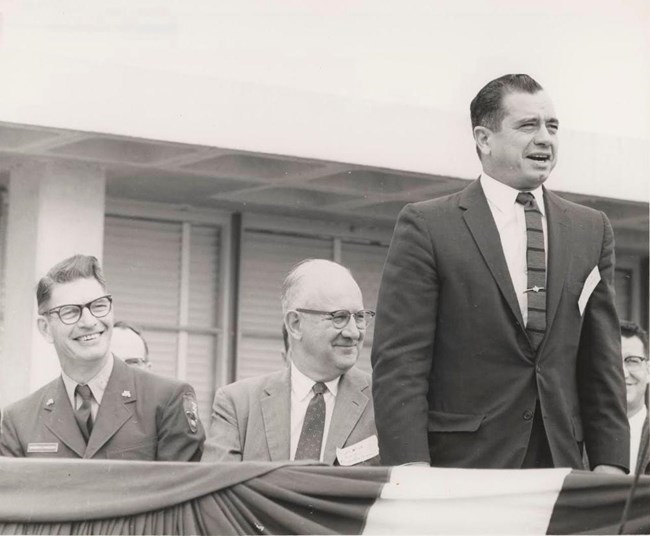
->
[[74, 384, 94, 442], [516, 192, 547, 349], [294, 382, 327, 461]]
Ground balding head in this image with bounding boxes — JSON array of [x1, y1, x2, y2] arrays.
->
[[281, 259, 358, 314], [282, 259, 368, 381]]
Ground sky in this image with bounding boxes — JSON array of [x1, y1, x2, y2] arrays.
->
[[0, 0, 648, 200]]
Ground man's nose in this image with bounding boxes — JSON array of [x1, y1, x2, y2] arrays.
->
[[341, 316, 362, 339], [77, 305, 98, 326], [623, 364, 631, 379], [534, 125, 552, 145]]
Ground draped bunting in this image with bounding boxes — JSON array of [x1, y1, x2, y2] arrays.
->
[[1, 458, 650, 534]]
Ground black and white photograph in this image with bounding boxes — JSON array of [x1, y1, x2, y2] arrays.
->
[[0, 0, 648, 533]]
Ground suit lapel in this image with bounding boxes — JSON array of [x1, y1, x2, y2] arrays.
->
[[322, 369, 368, 465], [260, 368, 291, 461], [84, 359, 135, 458], [460, 180, 525, 327], [42, 378, 87, 458], [542, 189, 571, 342]]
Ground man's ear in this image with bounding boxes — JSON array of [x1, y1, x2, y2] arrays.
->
[[37, 316, 54, 344], [285, 310, 302, 342], [473, 125, 492, 157]]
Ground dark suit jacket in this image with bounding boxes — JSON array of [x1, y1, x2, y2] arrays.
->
[[371, 180, 629, 470], [202, 366, 379, 465], [0, 358, 205, 460]]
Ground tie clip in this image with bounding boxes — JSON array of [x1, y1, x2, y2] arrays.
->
[[524, 286, 545, 293]]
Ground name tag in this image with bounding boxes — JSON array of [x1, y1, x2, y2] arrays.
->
[[336, 435, 379, 466], [27, 442, 59, 453], [578, 265, 601, 316]]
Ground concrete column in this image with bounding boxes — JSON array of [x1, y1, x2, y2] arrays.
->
[[1, 159, 105, 406]]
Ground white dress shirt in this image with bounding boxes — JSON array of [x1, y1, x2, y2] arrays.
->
[[289, 362, 340, 461], [62, 355, 114, 420], [629, 408, 646, 474], [480, 174, 548, 325]]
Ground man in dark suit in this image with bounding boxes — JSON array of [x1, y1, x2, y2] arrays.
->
[[371, 74, 628, 472], [0, 254, 205, 460], [203, 259, 378, 465]]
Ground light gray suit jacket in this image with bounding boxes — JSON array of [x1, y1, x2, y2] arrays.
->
[[202, 366, 379, 465]]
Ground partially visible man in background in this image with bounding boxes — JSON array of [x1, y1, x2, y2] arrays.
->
[[112, 320, 151, 370], [203, 259, 378, 465], [621, 321, 650, 474], [0, 254, 205, 461]]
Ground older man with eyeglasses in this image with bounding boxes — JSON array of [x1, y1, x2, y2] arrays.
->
[[621, 321, 650, 474], [0, 254, 205, 461], [203, 259, 379, 465]]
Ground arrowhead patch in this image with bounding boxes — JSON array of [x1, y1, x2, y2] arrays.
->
[[182, 392, 200, 434]]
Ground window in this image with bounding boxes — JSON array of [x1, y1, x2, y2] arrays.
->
[[103, 215, 224, 421]]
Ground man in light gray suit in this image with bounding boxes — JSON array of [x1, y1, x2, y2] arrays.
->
[[203, 259, 379, 465]]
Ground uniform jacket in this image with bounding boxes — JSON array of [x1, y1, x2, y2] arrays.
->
[[371, 179, 629, 470], [202, 366, 379, 465], [0, 357, 205, 461]]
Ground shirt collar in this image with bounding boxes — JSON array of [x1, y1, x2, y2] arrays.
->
[[61, 354, 114, 406], [480, 173, 546, 217], [290, 361, 340, 401]]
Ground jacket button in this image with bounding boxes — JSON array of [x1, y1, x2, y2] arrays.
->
[[523, 410, 534, 421]]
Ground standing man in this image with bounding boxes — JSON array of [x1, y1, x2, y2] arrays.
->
[[371, 74, 628, 472], [620, 321, 650, 474], [203, 259, 379, 465], [0, 254, 205, 460]]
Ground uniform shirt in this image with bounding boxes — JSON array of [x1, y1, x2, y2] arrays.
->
[[61, 355, 114, 420], [289, 362, 340, 461], [481, 173, 548, 326], [629, 408, 646, 474]]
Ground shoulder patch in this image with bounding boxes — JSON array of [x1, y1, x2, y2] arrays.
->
[[182, 392, 199, 434]]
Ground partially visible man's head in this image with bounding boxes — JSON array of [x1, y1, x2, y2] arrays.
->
[[471, 74, 559, 190], [36, 255, 114, 373], [281, 259, 372, 382], [621, 320, 649, 418], [112, 321, 151, 370]]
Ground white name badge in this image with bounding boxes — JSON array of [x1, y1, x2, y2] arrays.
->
[[578, 265, 601, 316], [27, 442, 59, 453], [336, 434, 379, 466]]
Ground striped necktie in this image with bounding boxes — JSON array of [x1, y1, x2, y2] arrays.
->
[[516, 192, 546, 350], [294, 382, 327, 461]]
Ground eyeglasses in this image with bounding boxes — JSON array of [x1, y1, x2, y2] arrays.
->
[[624, 355, 649, 370], [123, 357, 152, 369], [43, 295, 113, 325], [296, 308, 375, 330]]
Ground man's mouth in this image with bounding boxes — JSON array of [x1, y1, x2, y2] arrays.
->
[[75, 332, 103, 342], [527, 153, 552, 162]]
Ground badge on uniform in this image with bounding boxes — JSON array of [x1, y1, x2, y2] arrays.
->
[[27, 442, 59, 453], [182, 393, 200, 434]]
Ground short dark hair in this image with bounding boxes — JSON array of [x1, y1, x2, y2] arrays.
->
[[621, 320, 649, 356], [37, 255, 107, 313], [470, 74, 544, 132], [114, 320, 150, 359]]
